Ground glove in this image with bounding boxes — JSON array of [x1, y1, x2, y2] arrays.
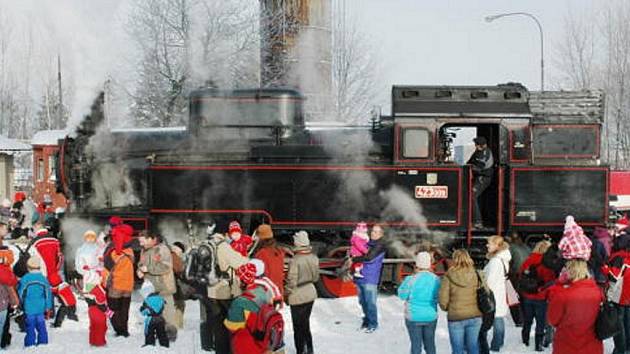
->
[[105, 308, 114, 319], [45, 309, 53, 319], [82, 265, 90, 271]]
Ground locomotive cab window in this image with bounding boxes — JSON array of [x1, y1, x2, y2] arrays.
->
[[402, 128, 430, 158]]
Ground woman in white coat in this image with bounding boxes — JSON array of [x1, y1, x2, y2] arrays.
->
[[75, 230, 102, 282], [479, 235, 511, 354]]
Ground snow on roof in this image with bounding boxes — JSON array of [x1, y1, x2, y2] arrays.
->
[[0, 135, 30, 151], [31, 130, 68, 146]]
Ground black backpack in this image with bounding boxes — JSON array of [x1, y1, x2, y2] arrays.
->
[[518, 264, 543, 294], [185, 240, 229, 286], [596, 301, 621, 340], [13, 244, 31, 278]]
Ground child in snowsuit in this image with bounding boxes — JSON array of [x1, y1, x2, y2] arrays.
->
[[83, 271, 109, 347], [350, 222, 369, 278], [139, 281, 169, 348], [228, 221, 253, 257], [17, 256, 53, 348]]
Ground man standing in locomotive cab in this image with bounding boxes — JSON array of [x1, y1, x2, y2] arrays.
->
[[468, 137, 494, 229]]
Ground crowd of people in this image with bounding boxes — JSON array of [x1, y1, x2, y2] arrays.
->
[[0, 189, 627, 354], [395, 215, 630, 354]]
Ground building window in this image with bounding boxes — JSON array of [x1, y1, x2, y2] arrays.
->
[[403, 128, 430, 158], [48, 155, 57, 182], [37, 159, 44, 182]]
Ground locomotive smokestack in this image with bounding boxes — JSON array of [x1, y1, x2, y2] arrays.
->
[[259, 0, 332, 121]]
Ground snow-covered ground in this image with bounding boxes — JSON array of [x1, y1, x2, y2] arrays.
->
[[0, 293, 615, 353]]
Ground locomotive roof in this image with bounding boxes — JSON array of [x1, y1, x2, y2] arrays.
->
[[391, 83, 531, 117], [529, 90, 605, 123], [189, 87, 304, 99]]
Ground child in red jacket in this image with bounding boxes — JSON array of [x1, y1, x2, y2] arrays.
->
[[82, 271, 109, 347], [228, 221, 253, 257]]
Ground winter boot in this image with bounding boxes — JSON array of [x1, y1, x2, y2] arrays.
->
[[53, 306, 68, 328], [543, 327, 553, 348], [67, 306, 79, 321], [521, 329, 529, 346], [535, 334, 544, 352]]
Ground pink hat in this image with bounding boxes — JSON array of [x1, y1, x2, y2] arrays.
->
[[352, 222, 369, 240]]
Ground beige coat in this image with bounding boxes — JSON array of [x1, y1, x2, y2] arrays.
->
[[285, 246, 319, 306], [139, 243, 176, 295], [207, 234, 248, 300], [438, 267, 483, 321]]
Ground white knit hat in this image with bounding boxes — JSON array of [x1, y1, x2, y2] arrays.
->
[[249, 259, 265, 277], [293, 231, 310, 247], [140, 280, 156, 298], [415, 252, 432, 269]]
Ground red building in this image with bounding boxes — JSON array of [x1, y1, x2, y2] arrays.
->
[[31, 130, 68, 209]]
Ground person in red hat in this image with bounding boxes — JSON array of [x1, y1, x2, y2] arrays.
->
[[224, 262, 274, 354], [228, 221, 253, 257], [29, 228, 77, 327], [103, 224, 135, 337]]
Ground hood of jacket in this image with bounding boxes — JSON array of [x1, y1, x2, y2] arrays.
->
[[493, 249, 512, 265], [447, 268, 480, 288]]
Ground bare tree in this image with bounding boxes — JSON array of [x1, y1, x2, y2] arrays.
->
[[331, 0, 381, 124]]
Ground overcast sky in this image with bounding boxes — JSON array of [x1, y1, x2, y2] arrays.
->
[[349, 0, 597, 92], [2, 0, 600, 119]]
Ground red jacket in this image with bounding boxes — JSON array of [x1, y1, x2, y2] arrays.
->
[[254, 246, 285, 296], [547, 279, 604, 354], [230, 235, 253, 257], [608, 250, 630, 305], [518, 253, 556, 301]]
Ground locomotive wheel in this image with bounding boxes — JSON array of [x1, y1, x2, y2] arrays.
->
[[315, 277, 337, 298], [315, 245, 357, 298]]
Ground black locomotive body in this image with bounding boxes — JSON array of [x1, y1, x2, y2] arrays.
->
[[57, 84, 607, 254]]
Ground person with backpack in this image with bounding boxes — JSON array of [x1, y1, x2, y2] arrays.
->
[[518, 240, 555, 351], [607, 239, 630, 354], [547, 259, 603, 354], [137, 233, 177, 339], [103, 225, 134, 337], [439, 249, 484, 354], [397, 251, 440, 354], [286, 231, 319, 354], [205, 229, 248, 354], [139, 280, 169, 348], [17, 256, 53, 348], [225, 262, 279, 354], [29, 228, 77, 328], [253, 224, 285, 298]]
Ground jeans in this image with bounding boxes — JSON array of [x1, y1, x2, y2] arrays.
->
[[291, 302, 314, 354], [448, 317, 482, 354], [356, 283, 378, 329], [614, 304, 630, 354], [406, 319, 437, 354], [479, 317, 505, 353], [522, 299, 547, 339], [24, 314, 47, 347]]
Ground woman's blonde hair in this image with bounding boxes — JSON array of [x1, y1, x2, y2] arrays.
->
[[566, 259, 591, 282], [451, 249, 475, 270], [532, 240, 552, 254], [486, 235, 510, 259]]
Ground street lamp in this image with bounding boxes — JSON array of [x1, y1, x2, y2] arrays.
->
[[485, 12, 545, 91]]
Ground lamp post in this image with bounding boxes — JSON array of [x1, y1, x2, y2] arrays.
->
[[485, 12, 544, 91]]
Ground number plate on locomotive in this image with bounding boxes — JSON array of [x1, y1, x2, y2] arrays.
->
[[415, 186, 448, 199]]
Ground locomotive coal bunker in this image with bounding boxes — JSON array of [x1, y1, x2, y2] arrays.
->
[[56, 84, 608, 290]]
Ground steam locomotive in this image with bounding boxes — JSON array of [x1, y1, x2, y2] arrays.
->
[[55, 84, 607, 294]]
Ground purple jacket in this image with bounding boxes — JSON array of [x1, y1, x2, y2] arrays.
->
[[353, 239, 386, 285]]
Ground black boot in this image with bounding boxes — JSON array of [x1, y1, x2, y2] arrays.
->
[[521, 329, 529, 346], [53, 306, 67, 328], [543, 327, 553, 348], [535, 334, 544, 352], [67, 306, 78, 321]]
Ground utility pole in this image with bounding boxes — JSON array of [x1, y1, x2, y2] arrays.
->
[[57, 54, 63, 129]]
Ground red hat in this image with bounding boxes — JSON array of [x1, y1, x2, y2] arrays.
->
[[13, 192, 26, 203], [236, 263, 256, 285], [229, 221, 242, 234], [109, 216, 123, 227], [36, 229, 49, 237], [112, 224, 134, 252]]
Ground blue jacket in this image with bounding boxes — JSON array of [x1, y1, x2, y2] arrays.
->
[[140, 293, 165, 333], [18, 271, 53, 316], [354, 239, 386, 286], [397, 271, 440, 322]]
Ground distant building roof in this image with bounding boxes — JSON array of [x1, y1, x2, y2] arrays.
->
[[0, 135, 30, 152], [31, 130, 68, 146]]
